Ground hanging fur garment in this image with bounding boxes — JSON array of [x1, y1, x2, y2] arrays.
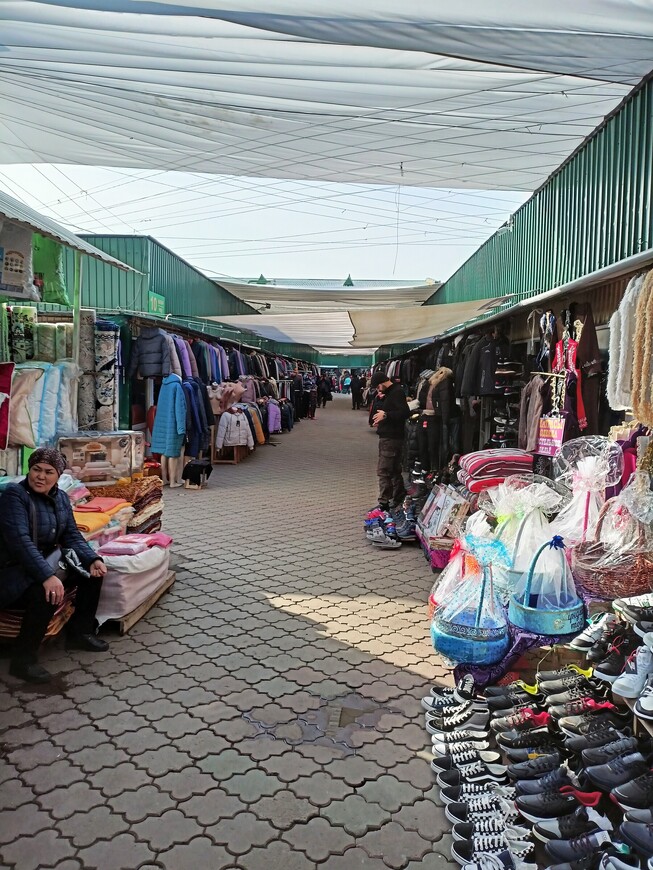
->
[[632, 270, 653, 425]]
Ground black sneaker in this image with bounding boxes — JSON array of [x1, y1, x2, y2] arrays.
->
[[426, 701, 490, 733], [593, 637, 640, 683], [445, 794, 519, 825], [557, 710, 632, 738], [439, 782, 516, 806], [549, 697, 617, 721], [586, 752, 649, 792], [507, 752, 562, 781], [635, 620, 653, 640], [538, 665, 595, 682], [544, 829, 613, 863], [488, 691, 545, 712], [532, 806, 604, 842], [541, 674, 596, 697], [612, 770, 653, 811], [582, 735, 642, 765], [614, 596, 653, 624], [431, 747, 502, 772], [515, 766, 573, 796], [496, 727, 552, 750], [544, 681, 609, 707], [587, 622, 632, 663], [450, 833, 534, 866], [619, 820, 653, 859], [505, 743, 561, 763], [430, 675, 477, 704], [564, 726, 625, 755], [515, 788, 602, 824], [436, 759, 508, 789]]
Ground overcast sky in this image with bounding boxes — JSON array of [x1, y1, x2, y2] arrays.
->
[[1, 163, 528, 284]]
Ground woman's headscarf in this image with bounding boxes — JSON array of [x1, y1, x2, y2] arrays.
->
[[28, 448, 67, 477]]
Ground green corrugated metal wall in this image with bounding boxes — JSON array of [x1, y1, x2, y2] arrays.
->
[[317, 355, 373, 368], [72, 235, 254, 317], [427, 76, 653, 308]]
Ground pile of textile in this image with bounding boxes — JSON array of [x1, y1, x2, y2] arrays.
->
[[127, 477, 164, 534], [457, 449, 533, 493]]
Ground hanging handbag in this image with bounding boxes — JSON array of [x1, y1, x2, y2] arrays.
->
[[509, 536, 585, 636]]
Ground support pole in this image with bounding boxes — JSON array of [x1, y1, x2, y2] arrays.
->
[[72, 251, 83, 429]]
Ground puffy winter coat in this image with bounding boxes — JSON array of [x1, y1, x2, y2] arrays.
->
[[0, 478, 99, 606], [150, 374, 187, 457], [215, 410, 254, 449], [267, 401, 282, 433], [129, 327, 171, 378]]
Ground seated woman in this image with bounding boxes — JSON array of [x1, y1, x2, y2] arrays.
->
[[0, 448, 109, 683]]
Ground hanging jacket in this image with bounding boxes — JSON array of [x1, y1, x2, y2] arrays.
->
[[129, 326, 171, 378], [267, 400, 282, 433], [172, 335, 193, 379], [150, 373, 187, 457], [216, 410, 254, 449], [164, 333, 182, 377]]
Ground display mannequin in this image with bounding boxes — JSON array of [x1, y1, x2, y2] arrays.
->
[[161, 451, 185, 488]]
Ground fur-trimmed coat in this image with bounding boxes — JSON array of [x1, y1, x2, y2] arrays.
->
[[417, 367, 456, 423]]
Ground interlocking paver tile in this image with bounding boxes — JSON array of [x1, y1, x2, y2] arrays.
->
[[393, 800, 449, 840], [328, 756, 383, 786], [236, 840, 318, 870], [73, 743, 131, 773], [0, 829, 74, 870], [198, 747, 255, 778], [133, 808, 204, 850], [153, 712, 207, 739], [38, 782, 104, 820], [22, 759, 85, 794], [321, 794, 390, 836], [288, 772, 351, 807], [76, 833, 155, 869], [157, 836, 232, 870], [252, 789, 318, 829], [134, 745, 192, 775], [108, 785, 176, 822], [179, 786, 245, 825], [207, 811, 276, 855], [326, 847, 390, 869], [156, 767, 217, 799], [56, 805, 130, 847], [93, 761, 150, 796], [357, 821, 432, 869], [221, 768, 284, 802], [357, 776, 424, 812], [282, 817, 355, 861], [0, 804, 51, 844]]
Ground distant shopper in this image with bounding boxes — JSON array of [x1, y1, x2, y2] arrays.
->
[[351, 372, 363, 410], [343, 374, 352, 394], [370, 372, 410, 511], [318, 376, 332, 408]]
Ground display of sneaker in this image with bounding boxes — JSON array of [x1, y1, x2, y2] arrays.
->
[[586, 752, 649, 791], [436, 759, 508, 789], [507, 753, 562, 781], [538, 664, 594, 682], [439, 781, 516, 805], [490, 700, 543, 719], [432, 735, 491, 754], [422, 694, 487, 713], [496, 727, 552, 750], [491, 708, 551, 733], [635, 683, 653, 721], [532, 806, 610, 842], [557, 709, 631, 739], [488, 690, 545, 712], [515, 766, 574, 796], [611, 769, 653, 811], [459, 849, 537, 870], [514, 786, 602, 824], [569, 613, 617, 652], [451, 817, 530, 843], [596, 852, 643, 870], [431, 729, 490, 747], [625, 807, 653, 823], [564, 725, 625, 755], [549, 697, 617, 721], [582, 735, 643, 765], [431, 747, 502, 771], [544, 830, 613, 863], [587, 622, 633, 664], [445, 794, 519, 825], [614, 647, 653, 698], [451, 833, 534, 866]]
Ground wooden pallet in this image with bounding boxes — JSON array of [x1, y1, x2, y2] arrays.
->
[[113, 571, 176, 636]]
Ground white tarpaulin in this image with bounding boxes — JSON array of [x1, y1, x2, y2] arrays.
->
[[214, 280, 436, 313], [2, 3, 652, 189], [209, 298, 488, 348]]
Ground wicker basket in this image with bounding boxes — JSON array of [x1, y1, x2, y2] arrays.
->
[[571, 499, 653, 600]]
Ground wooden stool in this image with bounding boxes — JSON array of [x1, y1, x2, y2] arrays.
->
[[212, 445, 249, 465]]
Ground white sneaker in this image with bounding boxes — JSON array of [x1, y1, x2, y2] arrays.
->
[[569, 612, 616, 652], [613, 646, 653, 698], [614, 594, 653, 615], [634, 682, 653, 720]]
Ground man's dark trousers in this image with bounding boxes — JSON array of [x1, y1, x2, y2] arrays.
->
[[377, 437, 406, 507]]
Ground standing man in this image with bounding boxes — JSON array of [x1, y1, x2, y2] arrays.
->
[[351, 371, 362, 410], [370, 372, 410, 511]]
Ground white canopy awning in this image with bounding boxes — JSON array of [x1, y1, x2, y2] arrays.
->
[[209, 297, 489, 349], [2, 3, 652, 189], [214, 280, 436, 313]]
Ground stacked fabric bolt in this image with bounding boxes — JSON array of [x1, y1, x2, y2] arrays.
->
[[127, 477, 164, 534], [458, 449, 533, 493]]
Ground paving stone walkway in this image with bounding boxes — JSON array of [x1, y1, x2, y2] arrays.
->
[[0, 394, 455, 869]]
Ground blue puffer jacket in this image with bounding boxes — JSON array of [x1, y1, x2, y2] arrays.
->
[[150, 373, 187, 457], [0, 479, 99, 607], [129, 326, 171, 378]]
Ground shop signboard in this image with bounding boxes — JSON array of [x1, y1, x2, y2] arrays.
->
[[536, 417, 565, 457], [148, 291, 166, 316]]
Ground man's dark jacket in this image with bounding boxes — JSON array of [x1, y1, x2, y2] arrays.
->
[[376, 383, 410, 440], [0, 479, 98, 607]]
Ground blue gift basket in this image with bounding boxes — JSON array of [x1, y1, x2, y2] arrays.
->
[[431, 537, 510, 665], [509, 536, 585, 636]]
